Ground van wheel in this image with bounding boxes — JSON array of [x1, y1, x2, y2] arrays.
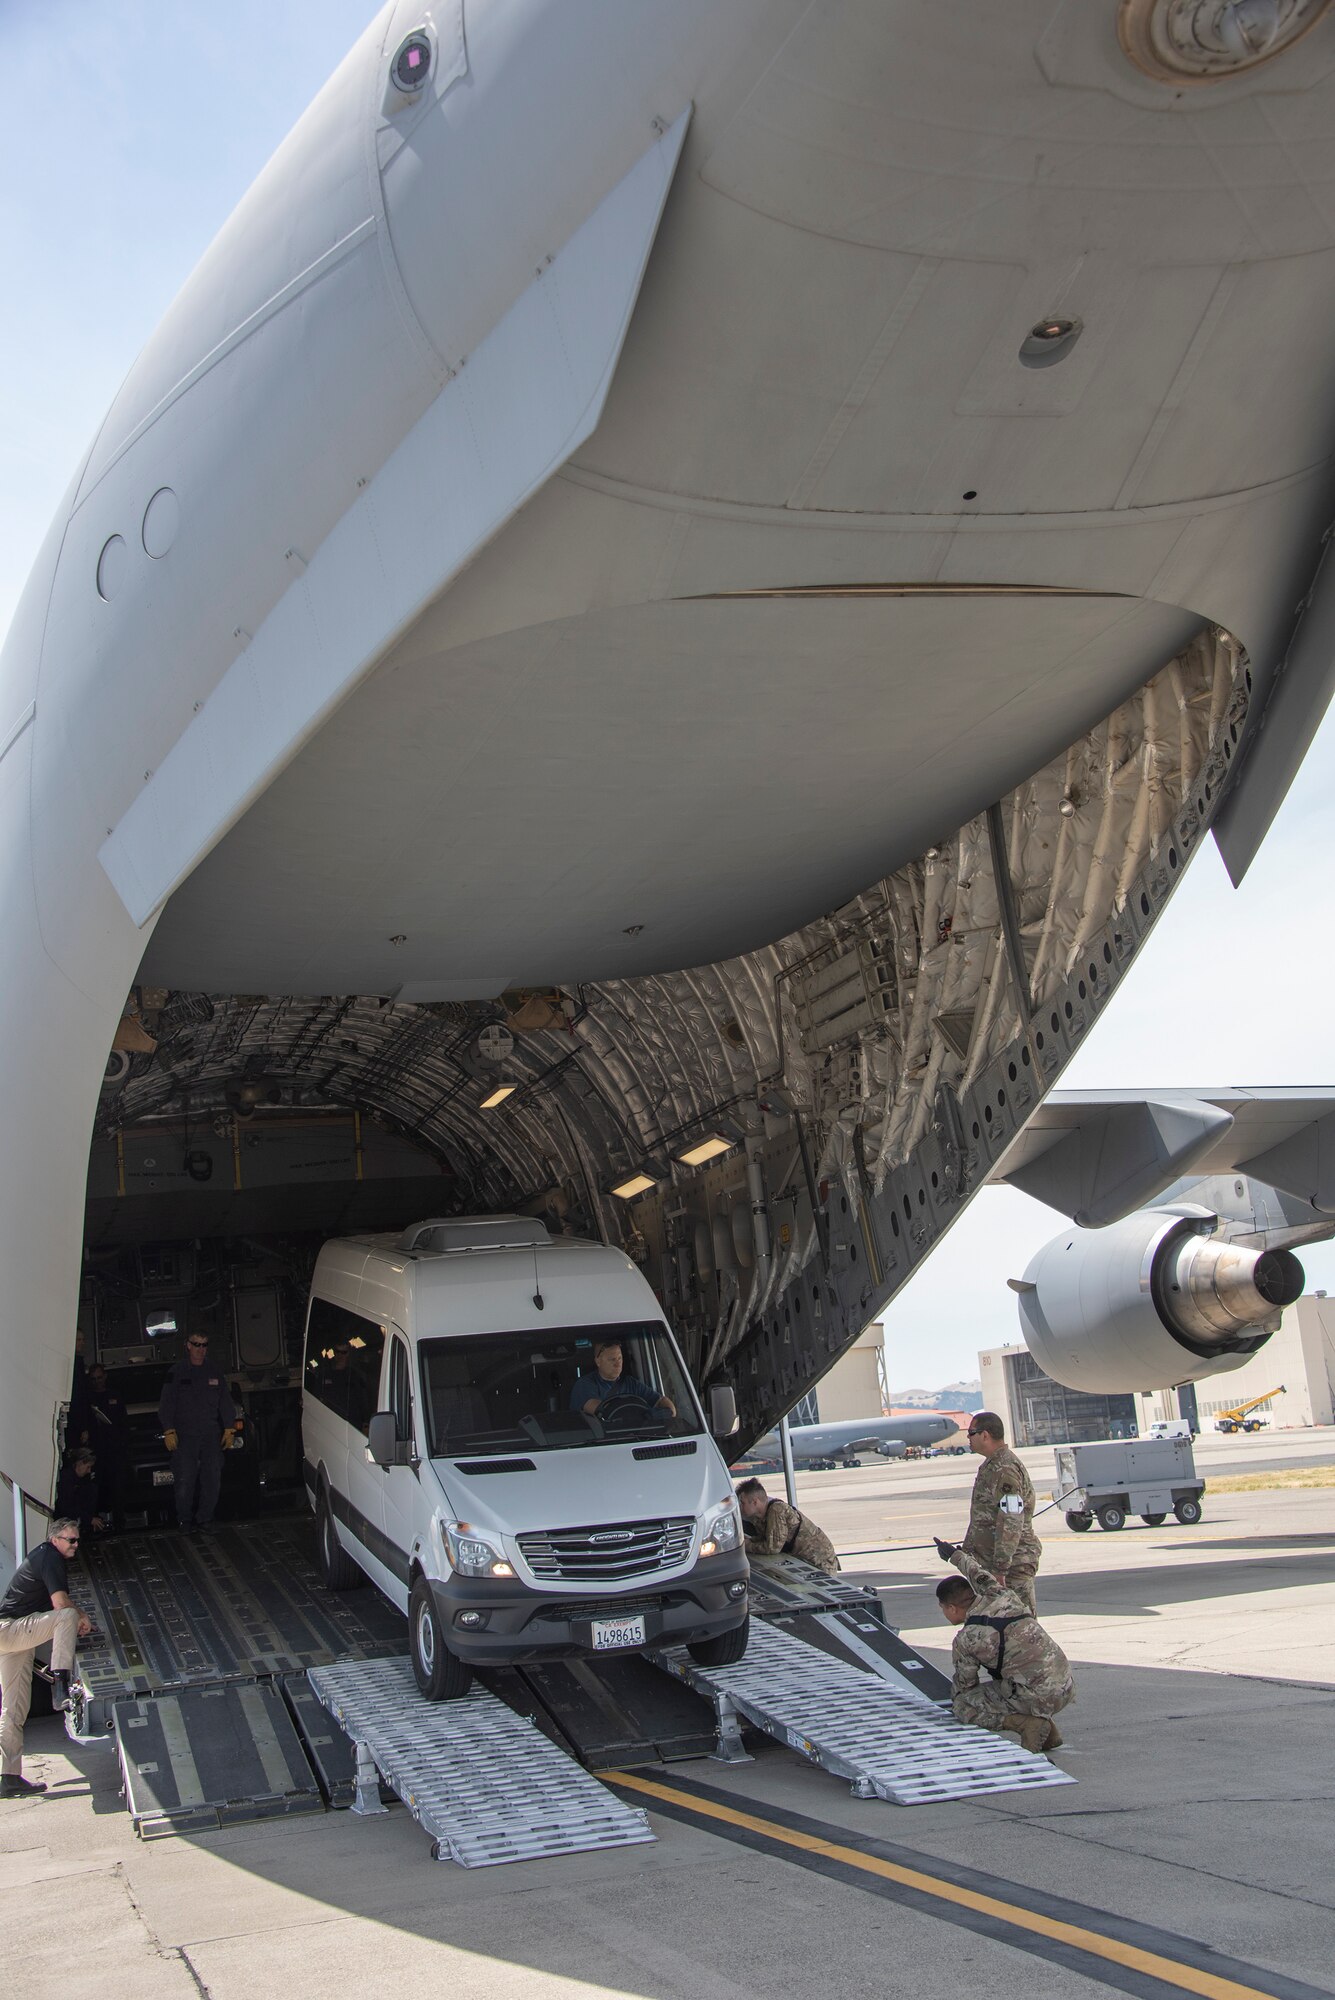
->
[[410, 1577, 473, 1701], [1174, 1497, 1203, 1525], [1065, 1511, 1093, 1532], [316, 1492, 365, 1592], [688, 1614, 750, 1667], [1096, 1504, 1126, 1532], [1141, 1513, 1167, 1526]]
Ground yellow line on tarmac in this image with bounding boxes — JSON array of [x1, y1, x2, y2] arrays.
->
[[608, 1771, 1283, 2000]]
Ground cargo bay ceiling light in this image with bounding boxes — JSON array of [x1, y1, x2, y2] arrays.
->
[[1118, 0, 1333, 82], [610, 1171, 659, 1200], [1019, 317, 1083, 368], [677, 1135, 735, 1168], [480, 1083, 516, 1109]]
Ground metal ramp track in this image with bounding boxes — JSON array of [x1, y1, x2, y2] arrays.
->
[[307, 1657, 656, 1866], [71, 1521, 407, 1732], [113, 1682, 325, 1837], [651, 1622, 1075, 1806]]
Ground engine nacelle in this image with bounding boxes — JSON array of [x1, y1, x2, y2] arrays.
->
[[1015, 1209, 1304, 1392]]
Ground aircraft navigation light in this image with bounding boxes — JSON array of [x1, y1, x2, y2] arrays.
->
[[392, 32, 433, 94], [480, 1084, 517, 1109], [610, 1172, 658, 1200], [677, 1135, 735, 1168]]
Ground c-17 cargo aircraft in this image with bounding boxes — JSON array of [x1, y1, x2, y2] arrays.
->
[[6, 1, 1335, 1526]]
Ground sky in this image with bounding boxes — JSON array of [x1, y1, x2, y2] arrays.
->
[[4, 3, 1334, 1388]]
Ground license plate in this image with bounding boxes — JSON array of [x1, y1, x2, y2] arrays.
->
[[152, 1469, 174, 1487], [591, 1614, 646, 1651]]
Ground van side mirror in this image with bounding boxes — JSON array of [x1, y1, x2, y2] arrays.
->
[[708, 1385, 738, 1437], [367, 1411, 409, 1467]]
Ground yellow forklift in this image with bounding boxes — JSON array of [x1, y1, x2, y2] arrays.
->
[[1214, 1387, 1284, 1433]]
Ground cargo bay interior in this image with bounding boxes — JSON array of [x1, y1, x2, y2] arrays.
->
[[82, 623, 1248, 1513]]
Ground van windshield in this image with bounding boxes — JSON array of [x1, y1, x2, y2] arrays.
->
[[419, 1322, 703, 1457]]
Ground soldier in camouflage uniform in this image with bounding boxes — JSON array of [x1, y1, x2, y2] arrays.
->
[[935, 1547, 1073, 1754], [957, 1410, 1040, 1613], [735, 1479, 840, 1573]]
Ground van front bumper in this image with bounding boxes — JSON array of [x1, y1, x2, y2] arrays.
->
[[426, 1551, 750, 1664]]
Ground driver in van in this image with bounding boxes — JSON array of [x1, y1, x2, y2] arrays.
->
[[570, 1339, 676, 1419]]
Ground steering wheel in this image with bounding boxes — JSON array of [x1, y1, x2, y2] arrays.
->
[[600, 1394, 653, 1431]]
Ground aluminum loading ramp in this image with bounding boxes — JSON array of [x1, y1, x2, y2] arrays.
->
[[308, 1657, 656, 1866], [651, 1621, 1075, 1806]]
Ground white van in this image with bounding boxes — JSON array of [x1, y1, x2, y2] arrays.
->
[[301, 1216, 750, 1698]]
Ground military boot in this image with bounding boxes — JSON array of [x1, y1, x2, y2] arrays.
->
[[1017, 1716, 1051, 1754], [1044, 1721, 1063, 1750]]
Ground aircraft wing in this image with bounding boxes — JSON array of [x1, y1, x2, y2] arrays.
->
[[988, 1088, 1335, 1226]]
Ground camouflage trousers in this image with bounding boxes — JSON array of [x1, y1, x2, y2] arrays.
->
[[954, 1677, 1073, 1733], [1003, 1570, 1037, 1616]]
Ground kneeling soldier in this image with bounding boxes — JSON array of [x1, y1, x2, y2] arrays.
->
[[736, 1479, 840, 1574], [934, 1542, 1073, 1755]]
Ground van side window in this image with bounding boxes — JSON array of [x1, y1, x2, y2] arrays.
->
[[303, 1297, 385, 1437], [388, 1335, 413, 1444], [343, 1319, 386, 1436]]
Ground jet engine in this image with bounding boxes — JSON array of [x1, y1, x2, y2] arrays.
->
[[1014, 1209, 1304, 1392]]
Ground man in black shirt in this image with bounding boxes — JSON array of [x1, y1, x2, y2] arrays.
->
[[0, 1520, 90, 1796]]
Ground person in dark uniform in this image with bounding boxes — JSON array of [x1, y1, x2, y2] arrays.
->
[[158, 1334, 239, 1532], [0, 1519, 91, 1796], [54, 1449, 107, 1539], [67, 1330, 92, 1452], [87, 1363, 131, 1524]]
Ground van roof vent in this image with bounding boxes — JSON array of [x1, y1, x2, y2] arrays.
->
[[398, 1215, 552, 1256]]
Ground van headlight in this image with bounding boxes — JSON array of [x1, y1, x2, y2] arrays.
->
[[444, 1522, 514, 1578], [699, 1503, 740, 1558]]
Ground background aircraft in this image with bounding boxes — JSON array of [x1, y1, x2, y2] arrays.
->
[[748, 1413, 956, 1469]]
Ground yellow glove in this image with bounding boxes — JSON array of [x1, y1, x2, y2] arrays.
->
[[221, 1427, 237, 1450], [163, 1428, 179, 1453]]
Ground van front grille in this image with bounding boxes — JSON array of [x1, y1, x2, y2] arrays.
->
[[517, 1517, 695, 1581], [531, 1595, 668, 1624]]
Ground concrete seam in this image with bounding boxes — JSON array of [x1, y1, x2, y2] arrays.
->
[[112, 1861, 215, 1996], [174, 1948, 213, 2000]]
